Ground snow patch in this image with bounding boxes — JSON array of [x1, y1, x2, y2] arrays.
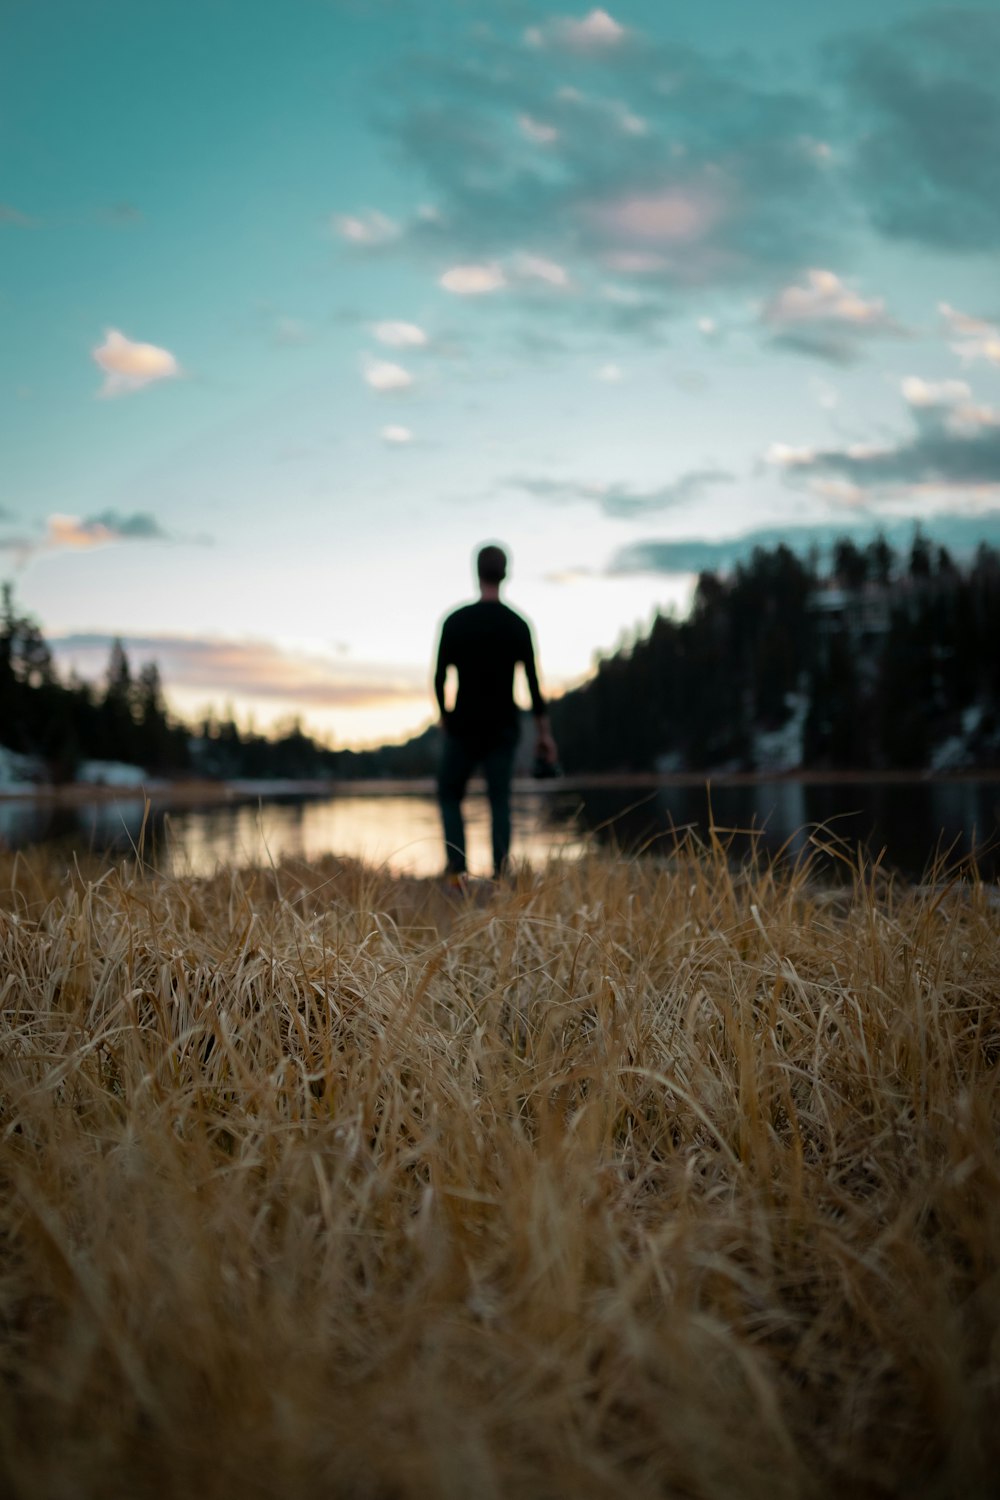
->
[[0, 745, 43, 787], [752, 693, 808, 772], [75, 760, 150, 788]]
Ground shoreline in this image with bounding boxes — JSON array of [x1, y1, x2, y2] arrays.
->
[[1, 767, 999, 808]]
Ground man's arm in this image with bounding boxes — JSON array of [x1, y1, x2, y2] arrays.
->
[[433, 620, 451, 720], [522, 629, 546, 719], [521, 625, 557, 760]]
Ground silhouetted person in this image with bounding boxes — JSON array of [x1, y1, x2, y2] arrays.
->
[[434, 544, 556, 880]]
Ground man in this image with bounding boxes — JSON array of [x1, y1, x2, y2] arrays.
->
[[434, 543, 556, 880]]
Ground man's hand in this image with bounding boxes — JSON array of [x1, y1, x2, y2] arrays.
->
[[534, 717, 557, 764]]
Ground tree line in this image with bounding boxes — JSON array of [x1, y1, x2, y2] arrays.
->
[[0, 583, 432, 782], [3, 532, 999, 783], [0, 586, 190, 779], [547, 533, 1000, 773]]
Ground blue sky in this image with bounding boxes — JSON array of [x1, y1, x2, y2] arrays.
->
[[3, 0, 1000, 745]]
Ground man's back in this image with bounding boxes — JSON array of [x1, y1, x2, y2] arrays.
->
[[436, 598, 541, 742]]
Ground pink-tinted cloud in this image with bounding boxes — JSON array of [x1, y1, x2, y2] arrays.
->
[[589, 189, 719, 246], [0, 511, 172, 567], [48, 632, 428, 712], [93, 329, 180, 396]]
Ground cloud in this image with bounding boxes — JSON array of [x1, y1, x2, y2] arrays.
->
[[762, 268, 905, 363], [528, 9, 627, 52], [372, 320, 428, 347], [901, 377, 971, 410], [588, 187, 721, 247], [367, 13, 842, 327], [519, 113, 559, 145], [88, 510, 170, 540], [439, 263, 507, 295], [609, 513, 1000, 576], [595, 363, 623, 382], [333, 210, 399, 245], [363, 356, 413, 391], [48, 512, 170, 550], [92, 329, 180, 397], [512, 253, 570, 287], [381, 424, 413, 444], [939, 302, 1000, 366], [833, 9, 1000, 250], [512, 467, 732, 518], [764, 268, 895, 328], [765, 328, 868, 366], [47, 632, 428, 712], [340, 7, 997, 350], [0, 510, 172, 565], [768, 377, 1000, 494]]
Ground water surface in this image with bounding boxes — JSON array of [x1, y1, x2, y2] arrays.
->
[[2, 779, 997, 882]]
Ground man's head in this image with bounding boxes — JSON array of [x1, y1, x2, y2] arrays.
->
[[477, 544, 507, 586]]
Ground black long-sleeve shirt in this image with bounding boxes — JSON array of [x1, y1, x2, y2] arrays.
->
[[434, 600, 545, 744]]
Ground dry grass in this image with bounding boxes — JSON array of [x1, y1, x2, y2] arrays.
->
[[0, 838, 998, 1499]]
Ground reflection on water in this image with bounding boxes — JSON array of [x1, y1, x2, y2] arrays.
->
[[545, 780, 1000, 880], [162, 793, 588, 878], [0, 790, 589, 879], [1, 780, 997, 882]]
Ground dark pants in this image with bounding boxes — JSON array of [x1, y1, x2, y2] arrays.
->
[[438, 726, 518, 876]]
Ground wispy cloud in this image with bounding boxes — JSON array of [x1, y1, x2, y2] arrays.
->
[[939, 302, 1000, 366], [608, 512, 1000, 576], [768, 377, 1000, 495], [0, 510, 173, 566], [512, 253, 570, 288], [333, 209, 399, 246], [47, 632, 428, 712], [49, 511, 171, 548], [519, 113, 559, 145], [92, 329, 180, 397], [512, 467, 732, 518], [364, 10, 842, 328], [381, 424, 414, 445], [334, 8, 1000, 352]]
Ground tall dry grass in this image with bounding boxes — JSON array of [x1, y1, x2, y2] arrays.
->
[[0, 838, 998, 1499]]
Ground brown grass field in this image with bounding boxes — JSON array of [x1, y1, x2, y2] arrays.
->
[[1, 837, 998, 1498]]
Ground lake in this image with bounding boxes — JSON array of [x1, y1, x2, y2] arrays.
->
[[1, 778, 998, 882]]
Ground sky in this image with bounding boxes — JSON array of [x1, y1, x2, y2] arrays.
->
[[3, 0, 1000, 747]]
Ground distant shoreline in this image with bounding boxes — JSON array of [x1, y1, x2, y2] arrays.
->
[[2, 768, 999, 806]]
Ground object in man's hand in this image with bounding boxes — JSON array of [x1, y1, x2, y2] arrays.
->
[[531, 754, 562, 780]]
